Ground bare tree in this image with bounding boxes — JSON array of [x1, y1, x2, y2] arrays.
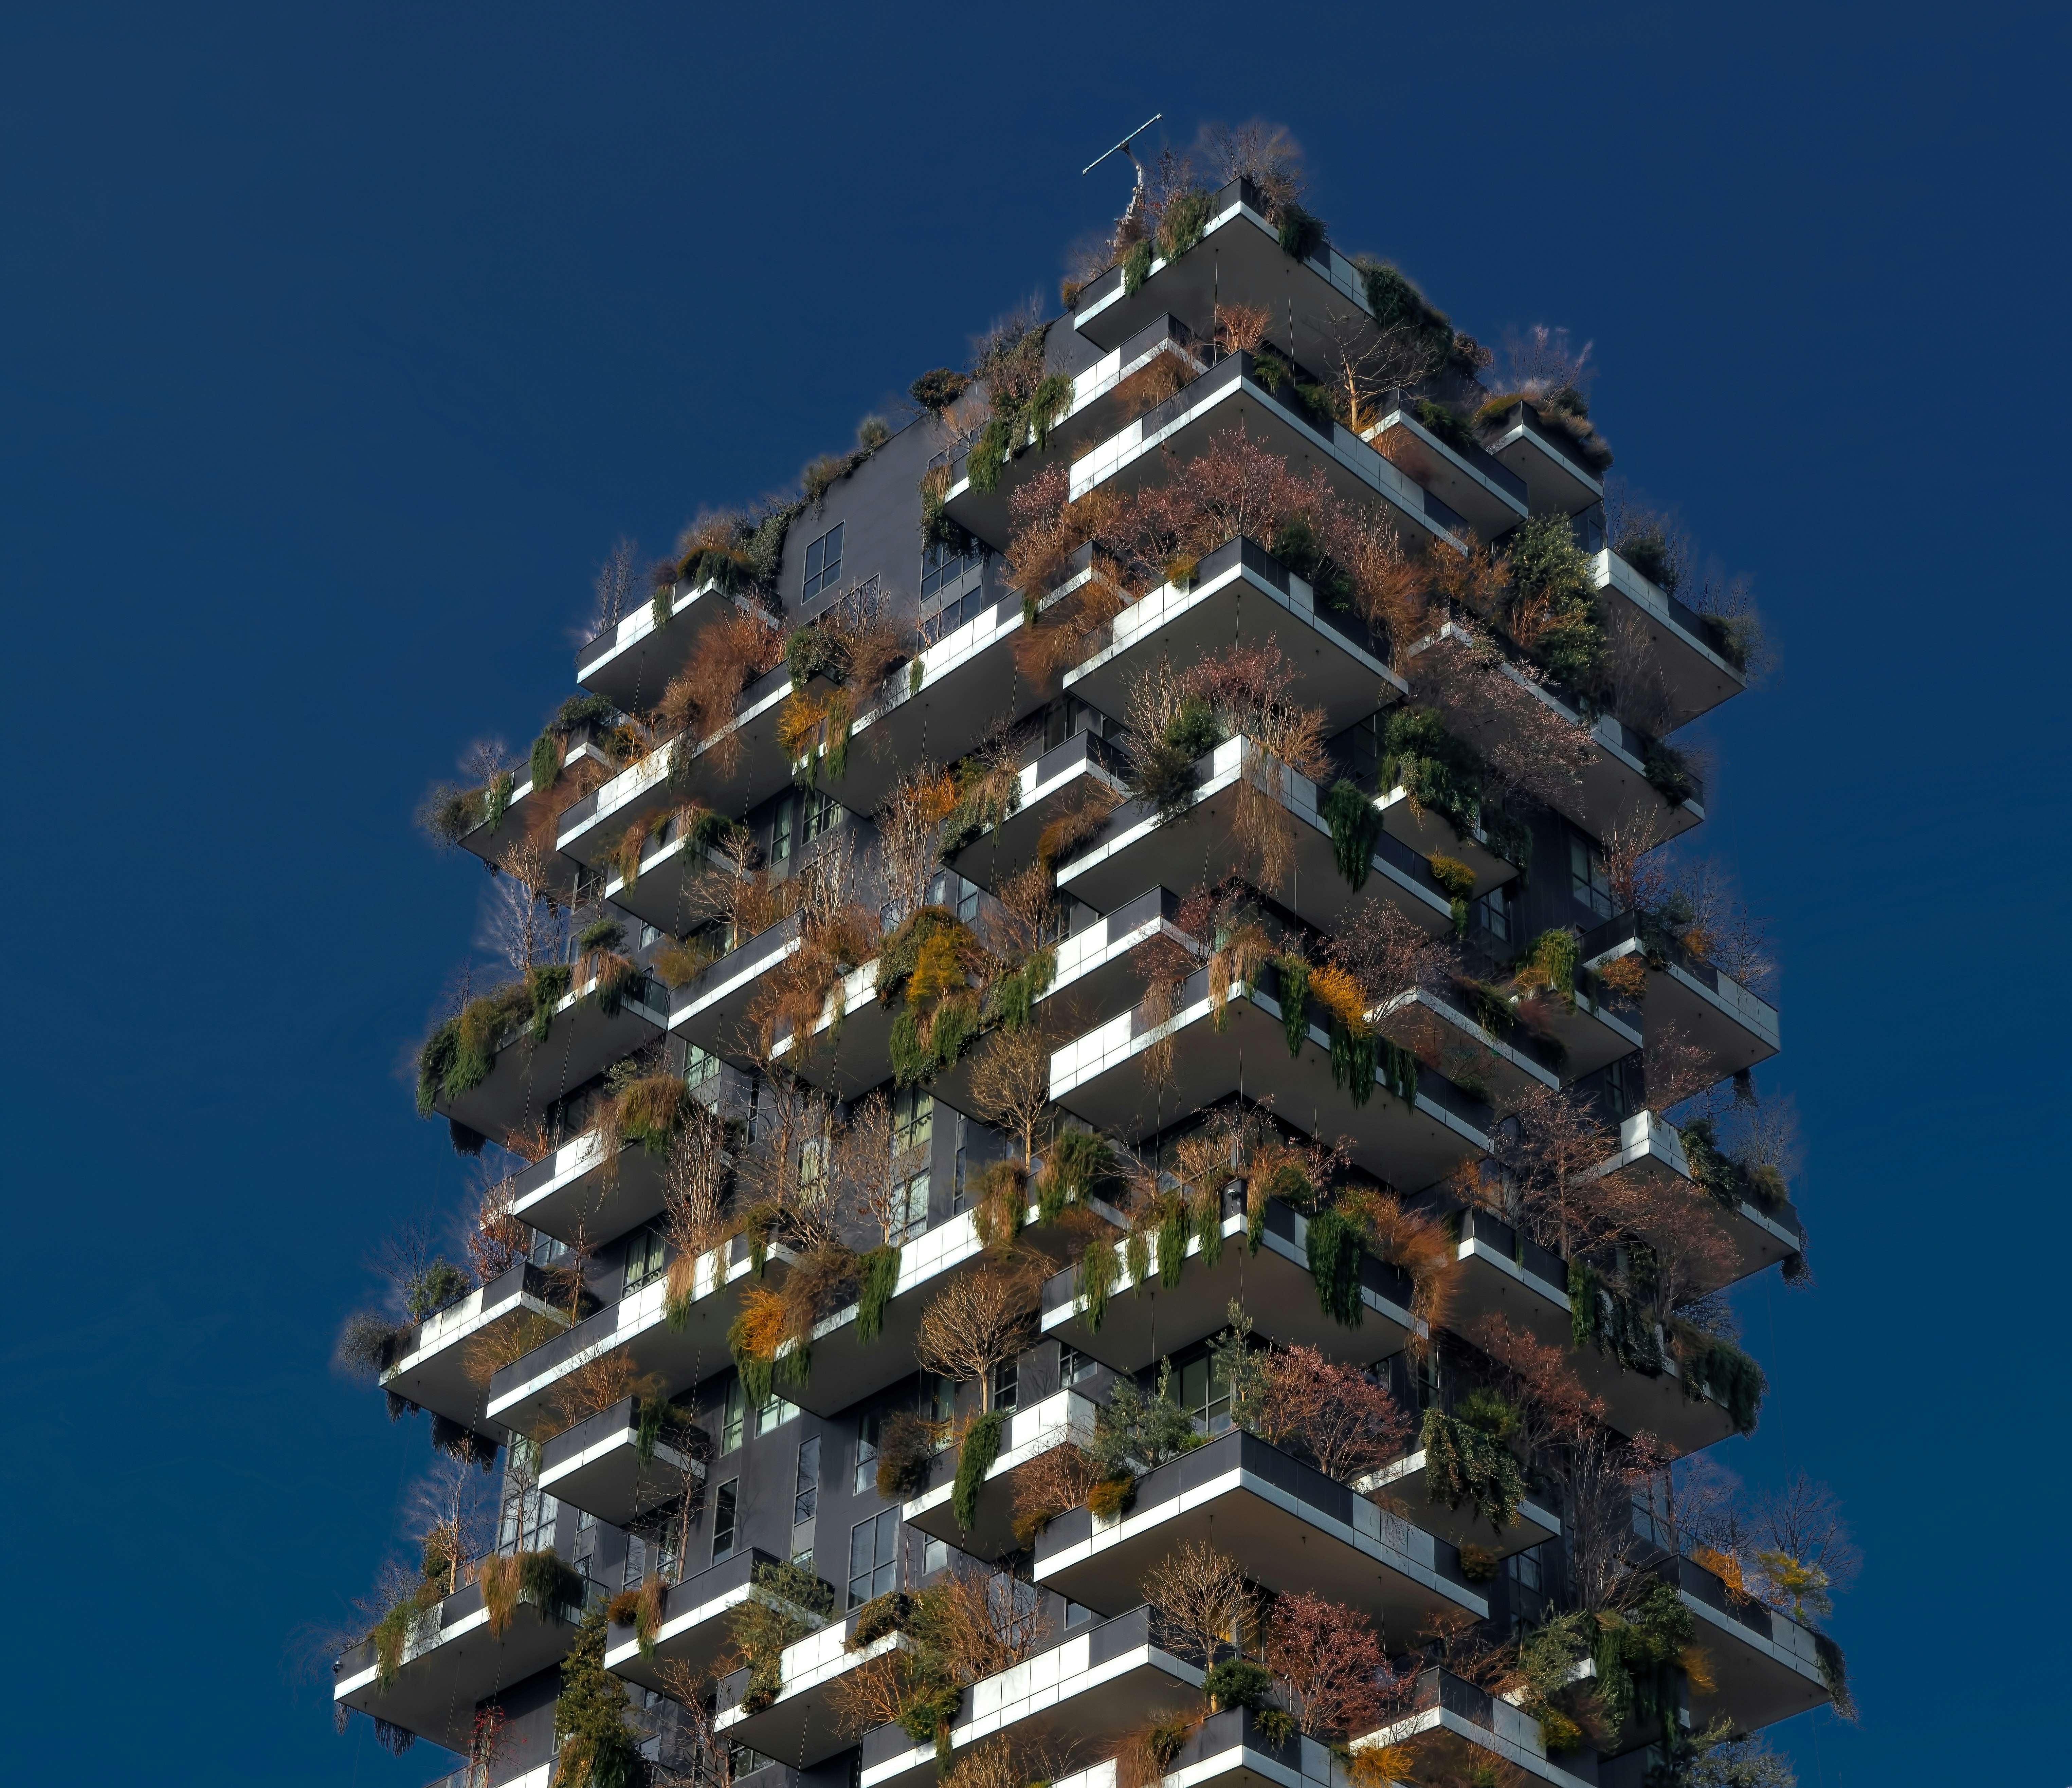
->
[[914, 1264, 1038, 1413], [662, 1098, 734, 1268], [1142, 1538, 1250, 1666], [589, 535, 641, 637], [408, 1453, 497, 1595], [1197, 119, 1306, 211], [964, 1023, 1056, 1169], [874, 763, 956, 928], [834, 1088, 927, 1248], [1501, 325, 1594, 402]]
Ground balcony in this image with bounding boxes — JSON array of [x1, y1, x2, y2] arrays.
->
[[1589, 1112, 1802, 1290], [537, 1394, 705, 1528], [333, 1562, 605, 1754], [769, 1203, 1099, 1421], [576, 577, 782, 714], [483, 1233, 791, 1436], [1359, 1667, 1602, 1788], [1356, 1452, 1561, 1561], [606, 1547, 823, 1695], [1515, 967, 1643, 1084], [1041, 886, 1195, 1027], [902, 1388, 1098, 1558], [1475, 399, 1606, 518], [857, 1604, 1204, 1788], [1048, 964, 1491, 1192], [1069, 350, 1468, 550], [833, 588, 1030, 818], [943, 315, 1214, 550], [598, 810, 747, 936], [1062, 535, 1405, 735], [1363, 393, 1530, 540], [1371, 986, 1561, 1115], [1591, 551, 1746, 731], [713, 1604, 904, 1767], [558, 662, 802, 856], [1041, 1190, 1421, 1374], [432, 965, 668, 1142], [381, 1262, 568, 1437], [1405, 624, 1705, 845], [1039, 1710, 1333, 1788], [1033, 1430, 1485, 1648], [1374, 786, 1520, 898], [1659, 1553, 1831, 1732], [503, 1121, 670, 1250], [946, 730, 1131, 895], [1441, 1208, 1745, 1454], [453, 735, 619, 887], [1053, 738, 1457, 940], [1578, 913, 1779, 1079], [1072, 179, 1413, 408], [667, 912, 805, 1067]]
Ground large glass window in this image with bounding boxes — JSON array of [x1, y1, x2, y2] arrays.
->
[[848, 1508, 900, 1607], [803, 523, 844, 601], [794, 1436, 821, 1524], [757, 1393, 799, 1438], [803, 788, 841, 843], [892, 1088, 933, 1153], [854, 1413, 879, 1494], [623, 1227, 666, 1295], [712, 1480, 739, 1562], [1571, 835, 1615, 919], [722, 1377, 745, 1453], [1178, 1353, 1232, 1435]]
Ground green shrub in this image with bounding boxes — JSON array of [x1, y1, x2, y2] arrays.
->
[[1038, 1129, 1114, 1218], [1682, 1334, 1766, 1434], [1157, 188, 1215, 261], [951, 1409, 1006, 1528], [849, 1590, 911, 1648], [1275, 203, 1325, 260], [1321, 779, 1382, 889], [1272, 955, 1310, 1059], [1359, 262, 1453, 368], [966, 417, 1014, 494], [403, 1260, 470, 1319], [1813, 1632, 1855, 1719], [1306, 1206, 1364, 1327], [1121, 239, 1153, 296], [529, 731, 560, 792], [1164, 695, 1222, 759], [1643, 740, 1699, 806], [874, 1414, 935, 1499], [1379, 707, 1483, 835], [1705, 610, 1762, 673], [1526, 929, 1579, 1012], [1076, 1239, 1119, 1332], [910, 369, 970, 412], [1026, 373, 1074, 450], [855, 1245, 901, 1345], [1420, 1405, 1525, 1535], [1506, 513, 1603, 689], [858, 416, 891, 451], [1412, 399, 1478, 456], [1203, 1657, 1273, 1710]]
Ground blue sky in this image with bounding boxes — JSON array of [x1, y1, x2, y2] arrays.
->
[[2, 2, 2065, 1782]]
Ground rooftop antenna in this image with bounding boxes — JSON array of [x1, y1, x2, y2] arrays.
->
[[1084, 112, 1162, 240]]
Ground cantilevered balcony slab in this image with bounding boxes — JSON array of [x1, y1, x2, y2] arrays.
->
[[1375, 787, 1518, 897], [667, 913, 805, 1066], [1070, 352, 1466, 549], [333, 1568, 603, 1754], [1373, 987, 1560, 1115], [834, 590, 1032, 817], [715, 1612, 906, 1768], [1055, 738, 1456, 940], [944, 316, 1213, 551], [1592, 552, 1746, 731], [765, 958, 896, 1102], [947, 730, 1132, 893], [1664, 1554, 1830, 1732], [1405, 624, 1704, 845], [559, 664, 802, 856], [1590, 1112, 1802, 1290], [903, 1389, 1098, 1559], [1357, 1668, 1601, 1788], [434, 967, 668, 1141], [1443, 1208, 1743, 1454], [858, 1606, 1203, 1788], [1073, 179, 1405, 398], [605, 1547, 827, 1695], [1041, 1192, 1420, 1374], [538, 1395, 705, 1528], [1049, 968, 1490, 1192], [381, 1262, 568, 1437], [1063, 536, 1404, 735], [1033, 1431, 1484, 1647], [1039, 1711, 1345, 1788], [577, 577, 782, 714], [1040, 886, 1195, 1031], [600, 817, 746, 937], [1364, 398, 1530, 540], [484, 1235, 792, 1436], [1474, 401, 1606, 518], [1579, 913, 1779, 1079], [504, 1120, 671, 1249], [1522, 973, 1643, 1083], [770, 1203, 1101, 1421], [1357, 1452, 1561, 1560], [453, 737, 619, 888]]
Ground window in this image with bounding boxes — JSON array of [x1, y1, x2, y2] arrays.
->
[[991, 1358, 1019, 1413], [639, 922, 660, 950], [898, 1169, 930, 1240], [499, 1439, 558, 1554], [803, 787, 841, 843], [892, 1089, 933, 1153], [854, 1413, 879, 1494], [1179, 1352, 1232, 1435], [794, 1436, 821, 1524], [757, 1394, 799, 1438], [730, 1740, 774, 1781], [1065, 1601, 1095, 1628], [923, 1534, 948, 1574], [803, 523, 844, 601], [1602, 1056, 1633, 1120], [572, 1507, 597, 1571], [685, 1044, 721, 1089], [921, 533, 983, 603], [623, 1227, 667, 1295], [712, 1480, 739, 1562], [952, 1113, 969, 1212], [848, 1508, 900, 1607], [1060, 1345, 1098, 1388], [770, 793, 796, 865], [1472, 883, 1512, 946], [1511, 1546, 1544, 1592], [793, 1547, 815, 1574], [723, 1377, 745, 1453], [929, 1376, 958, 1430], [1571, 835, 1614, 919]]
